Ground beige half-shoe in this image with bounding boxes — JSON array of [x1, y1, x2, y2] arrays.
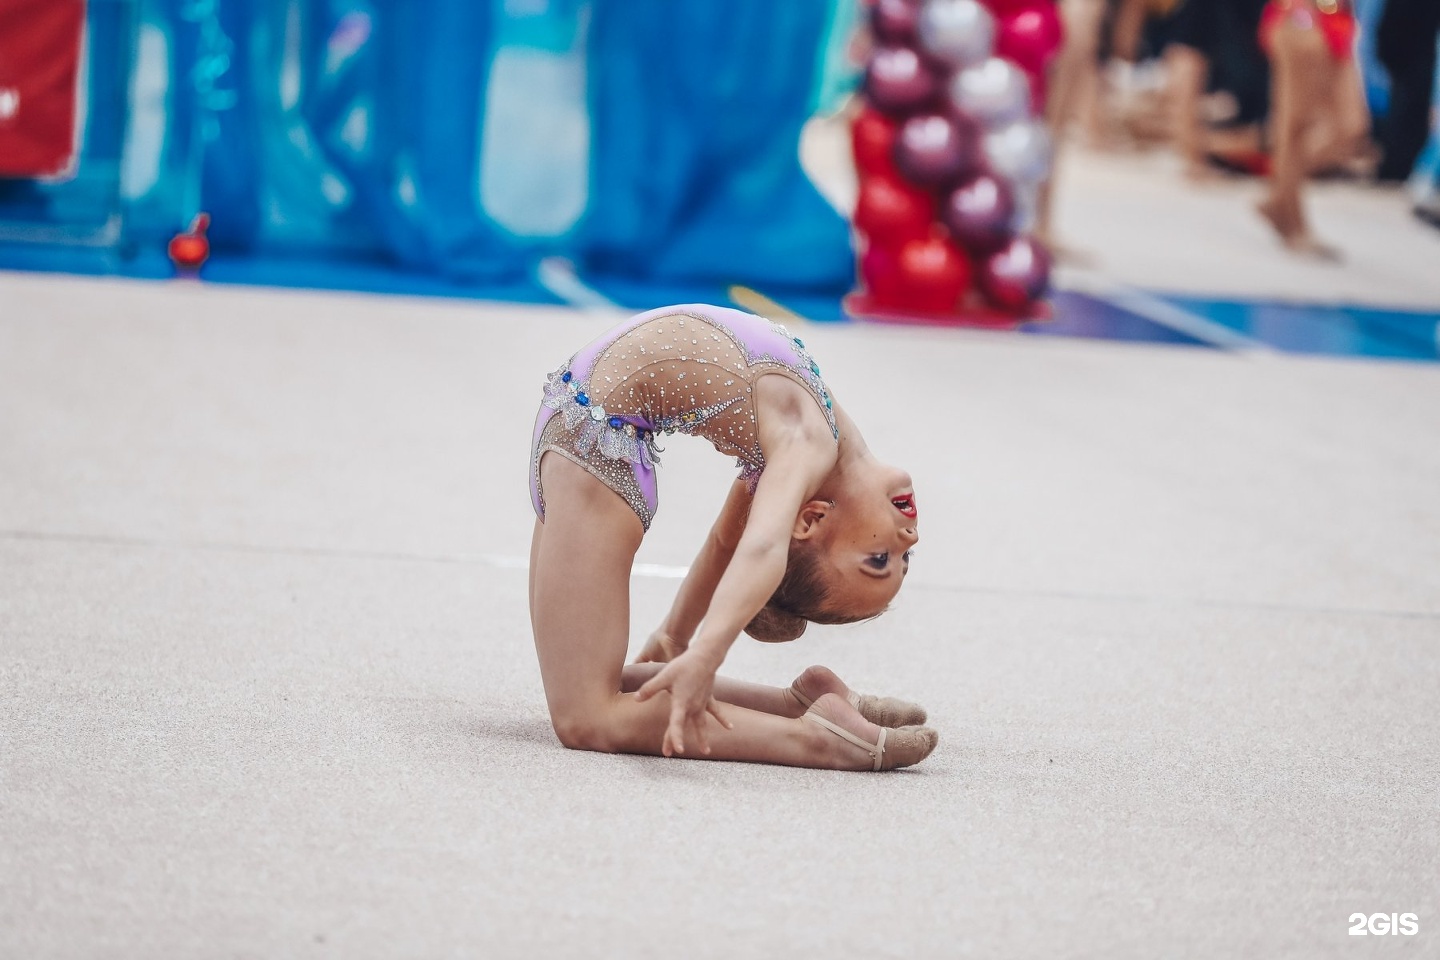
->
[[788, 681, 928, 727], [801, 697, 939, 771]]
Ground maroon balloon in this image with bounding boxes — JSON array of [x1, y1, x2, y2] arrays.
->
[[871, 0, 921, 43], [942, 174, 1016, 254], [893, 113, 979, 188], [864, 45, 940, 116], [978, 235, 1052, 312]]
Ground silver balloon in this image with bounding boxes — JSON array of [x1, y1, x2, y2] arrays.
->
[[916, 0, 995, 70], [981, 119, 1053, 186], [1011, 181, 1040, 232], [949, 57, 1032, 128]]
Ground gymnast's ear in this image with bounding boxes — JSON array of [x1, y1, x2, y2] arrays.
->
[[791, 500, 831, 540], [744, 603, 808, 643]]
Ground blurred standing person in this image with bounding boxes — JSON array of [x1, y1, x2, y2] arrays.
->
[[1164, 0, 1271, 179], [1037, 0, 1106, 250], [1047, 0, 1111, 147], [1375, 0, 1440, 182], [1257, 0, 1370, 254]]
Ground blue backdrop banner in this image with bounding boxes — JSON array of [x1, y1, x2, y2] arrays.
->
[[0, 0, 856, 299]]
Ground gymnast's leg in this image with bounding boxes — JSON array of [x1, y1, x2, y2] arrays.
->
[[530, 454, 933, 769]]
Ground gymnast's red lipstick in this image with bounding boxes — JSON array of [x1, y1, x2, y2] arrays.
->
[[891, 493, 917, 519]]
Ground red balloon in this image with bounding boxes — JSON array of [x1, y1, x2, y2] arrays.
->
[[984, 0, 1039, 17], [854, 175, 935, 246], [978, 235, 1051, 312], [851, 108, 899, 179], [896, 236, 973, 313], [861, 244, 906, 306], [996, 4, 1065, 74]]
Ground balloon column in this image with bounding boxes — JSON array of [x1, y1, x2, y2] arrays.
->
[[848, 0, 1062, 321]]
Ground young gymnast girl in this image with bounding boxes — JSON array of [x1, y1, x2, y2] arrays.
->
[[529, 303, 939, 771]]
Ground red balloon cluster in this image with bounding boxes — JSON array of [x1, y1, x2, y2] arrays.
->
[[851, 0, 1061, 318]]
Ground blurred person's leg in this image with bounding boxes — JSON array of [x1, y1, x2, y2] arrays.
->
[[1259, 14, 1336, 253], [1304, 55, 1371, 174], [1166, 43, 1212, 176], [1376, 0, 1440, 181], [1110, 0, 1154, 62], [1049, 0, 1109, 144], [1039, 0, 1109, 247], [1164, 0, 1221, 178]]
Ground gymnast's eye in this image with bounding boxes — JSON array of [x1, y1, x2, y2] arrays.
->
[[902, 550, 913, 564], [867, 552, 889, 570]]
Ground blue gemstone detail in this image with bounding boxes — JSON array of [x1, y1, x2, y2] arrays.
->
[[561, 371, 572, 383], [793, 337, 805, 348], [810, 360, 821, 375], [825, 395, 832, 408], [576, 392, 589, 406], [608, 416, 623, 428]]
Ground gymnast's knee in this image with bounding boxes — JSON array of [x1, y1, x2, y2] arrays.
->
[[550, 710, 618, 753]]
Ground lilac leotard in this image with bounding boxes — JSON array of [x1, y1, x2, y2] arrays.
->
[[529, 304, 838, 530]]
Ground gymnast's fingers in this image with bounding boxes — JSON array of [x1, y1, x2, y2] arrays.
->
[[667, 703, 687, 755], [634, 664, 671, 702], [707, 699, 732, 730]]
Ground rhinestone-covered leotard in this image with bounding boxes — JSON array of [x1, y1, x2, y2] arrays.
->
[[530, 305, 838, 530]]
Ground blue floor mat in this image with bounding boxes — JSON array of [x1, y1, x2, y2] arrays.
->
[[0, 245, 560, 306], [4, 244, 1437, 362], [201, 256, 559, 306], [1162, 296, 1440, 362], [1026, 292, 1214, 348]]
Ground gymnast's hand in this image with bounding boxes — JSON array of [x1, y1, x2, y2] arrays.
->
[[633, 629, 687, 664], [634, 649, 733, 756]]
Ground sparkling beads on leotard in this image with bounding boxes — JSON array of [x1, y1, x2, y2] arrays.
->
[[653, 395, 745, 436], [530, 307, 840, 530], [542, 365, 660, 469], [765, 323, 838, 435]]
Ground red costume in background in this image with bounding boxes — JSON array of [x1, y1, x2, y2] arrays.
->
[[1260, 0, 1358, 61], [0, 0, 85, 178]]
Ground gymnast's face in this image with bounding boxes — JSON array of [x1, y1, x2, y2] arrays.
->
[[810, 462, 919, 618]]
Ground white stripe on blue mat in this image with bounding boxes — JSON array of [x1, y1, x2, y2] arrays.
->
[[1058, 270, 1273, 352]]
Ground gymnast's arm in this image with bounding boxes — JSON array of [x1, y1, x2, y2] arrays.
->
[[633, 478, 752, 663]]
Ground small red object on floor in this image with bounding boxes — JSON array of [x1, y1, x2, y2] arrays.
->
[[168, 214, 212, 271]]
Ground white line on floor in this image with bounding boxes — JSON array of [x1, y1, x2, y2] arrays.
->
[[475, 552, 688, 579], [7, 531, 1434, 618]]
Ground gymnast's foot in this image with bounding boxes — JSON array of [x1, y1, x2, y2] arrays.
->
[[805, 693, 939, 771], [786, 664, 928, 727]]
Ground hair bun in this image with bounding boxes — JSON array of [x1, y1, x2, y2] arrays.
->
[[744, 603, 808, 643]]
